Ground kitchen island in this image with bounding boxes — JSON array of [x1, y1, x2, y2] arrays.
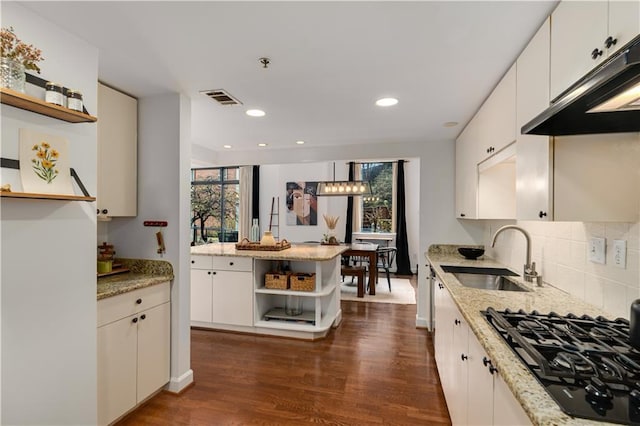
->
[[427, 244, 618, 426], [190, 242, 349, 340]]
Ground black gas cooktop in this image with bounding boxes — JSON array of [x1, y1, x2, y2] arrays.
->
[[483, 307, 640, 425]]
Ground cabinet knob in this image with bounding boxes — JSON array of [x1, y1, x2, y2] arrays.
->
[[489, 365, 498, 375], [483, 357, 492, 367], [461, 354, 468, 361], [538, 211, 547, 218], [605, 36, 617, 49], [460, 213, 466, 217], [438, 283, 444, 289], [136, 298, 142, 304], [229, 262, 234, 266], [191, 260, 195, 264], [101, 209, 108, 215], [591, 48, 603, 60], [96, 209, 100, 214], [132, 317, 138, 323], [454, 319, 461, 325], [208, 271, 212, 275], [140, 314, 146, 320]]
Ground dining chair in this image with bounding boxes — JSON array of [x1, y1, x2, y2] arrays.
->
[[375, 247, 397, 291]]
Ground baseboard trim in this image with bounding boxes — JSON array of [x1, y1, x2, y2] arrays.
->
[[165, 369, 194, 394], [415, 315, 429, 330]]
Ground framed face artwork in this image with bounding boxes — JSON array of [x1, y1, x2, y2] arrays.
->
[[286, 181, 318, 226]]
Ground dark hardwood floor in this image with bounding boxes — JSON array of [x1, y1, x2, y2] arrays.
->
[[117, 275, 451, 425]]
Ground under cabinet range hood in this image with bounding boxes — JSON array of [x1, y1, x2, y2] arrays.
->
[[523, 34, 640, 136]]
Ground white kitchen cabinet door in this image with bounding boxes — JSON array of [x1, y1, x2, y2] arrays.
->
[[477, 64, 517, 158], [97, 82, 137, 218], [97, 315, 137, 426], [516, 17, 553, 221], [455, 118, 480, 219], [493, 371, 531, 426], [451, 314, 469, 426], [608, 1, 640, 57], [190, 268, 213, 323], [136, 302, 171, 402], [550, 1, 609, 100], [466, 332, 496, 426], [211, 270, 253, 327]]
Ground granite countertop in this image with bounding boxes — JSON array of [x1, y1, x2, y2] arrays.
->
[[426, 244, 617, 426], [97, 258, 173, 300], [191, 242, 349, 261]]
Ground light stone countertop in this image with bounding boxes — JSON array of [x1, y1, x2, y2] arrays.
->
[[426, 244, 618, 426], [191, 242, 349, 261], [97, 258, 173, 300]]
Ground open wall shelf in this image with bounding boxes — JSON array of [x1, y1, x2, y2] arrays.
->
[[0, 87, 97, 123], [0, 191, 95, 202]]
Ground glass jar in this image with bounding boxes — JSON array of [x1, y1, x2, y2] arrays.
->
[[0, 57, 26, 93], [67, 89, 83, 112], [45, 82, 65, 107], [285, 295, 302, 316]]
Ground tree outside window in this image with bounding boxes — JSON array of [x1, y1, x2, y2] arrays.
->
[[360, 162, 393, 232], [191, 167, 240, 245]]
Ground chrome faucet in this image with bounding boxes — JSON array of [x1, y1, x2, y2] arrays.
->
[[491, 225, 542, 286]]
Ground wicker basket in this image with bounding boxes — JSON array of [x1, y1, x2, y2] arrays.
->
[[236, 238, 291, 251], [265, 272, 290, 289], [290, 272, 316, 291]]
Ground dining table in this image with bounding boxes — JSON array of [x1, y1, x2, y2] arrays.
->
[[342, 243, 379, 295]]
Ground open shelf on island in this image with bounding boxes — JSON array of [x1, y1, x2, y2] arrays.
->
[[0, 87, 97, 123], [0, 191, 95, 202]]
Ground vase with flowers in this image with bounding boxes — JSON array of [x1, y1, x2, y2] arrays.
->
[[1, 26, 44, 93], [322, 214, 340, 245]]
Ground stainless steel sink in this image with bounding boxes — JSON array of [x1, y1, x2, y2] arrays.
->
[[440, 265, 528, 292]]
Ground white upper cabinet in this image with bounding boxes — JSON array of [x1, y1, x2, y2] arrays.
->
[[455, 117, 480, 219], [478, 64, 517, 158], [97, 83, 138, 218], [550, 0, 640, 100], [516, 18, 553, 221]]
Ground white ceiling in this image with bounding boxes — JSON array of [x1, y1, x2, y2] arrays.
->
[[24, 1, 557, 155]]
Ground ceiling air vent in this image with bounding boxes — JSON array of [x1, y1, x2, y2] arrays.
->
[[200, 89, 242, 106]]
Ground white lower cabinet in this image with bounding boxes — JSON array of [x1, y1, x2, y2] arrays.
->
[[97, 282, 170, 425], [434, 278, 530, 426]]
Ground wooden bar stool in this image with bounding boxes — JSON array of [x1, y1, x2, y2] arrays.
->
[[341, 266, 367, 298]]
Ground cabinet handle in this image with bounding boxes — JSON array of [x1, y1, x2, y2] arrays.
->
[[461, 354, 468, 361], [140, 314, 146, 320], [605, 36, 617, 49], [454, 319, 461, 325], [591, 48, 603, 60], [136, 298, 142, 304], [489, 365, 498, 375], [538, 211, 547, 218], [483, 357, 492, 367], [438, 283, 444, 289], [96, 209, 100, 214], [132, 317, 138, 323], [101, 209, 108, 215], [460, 213, 466, 217]]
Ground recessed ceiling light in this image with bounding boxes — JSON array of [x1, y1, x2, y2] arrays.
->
[[258, 143, 268, 147], [246, 109, 266, 117], [223, 145, 232, 149], [296, 140, 305, 145], [443, 121, 459, 127], [375, 97, 398, 107]]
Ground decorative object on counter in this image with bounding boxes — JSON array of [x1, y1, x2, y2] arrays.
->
[[45, 81, 64, 106], [285, 295, 303, 316], [235, 237, 291, 251], [97, 242, 130, 277], [457, 247, 485, 260], [290, 272, 315, 291], [66, 89, 83, 112], [265, 272, 290, 289], [156, 231, 165, 254], [19, 129, 74, 195], [1, 26, 44, 93], [322, 214, 339, 245], [0, 183, 11, 192], [250, 218, 260, 242], [260, 230, 276, 246]]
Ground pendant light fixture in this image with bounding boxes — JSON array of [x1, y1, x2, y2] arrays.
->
[[317, 162, 372, 196]]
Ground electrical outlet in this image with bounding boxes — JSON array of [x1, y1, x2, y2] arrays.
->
[[613, 239, 627, 269], [589, 237, 606, 264]]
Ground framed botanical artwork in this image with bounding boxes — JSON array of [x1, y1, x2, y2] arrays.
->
[[286, 181, 318, 226], [19, 129, 74, 195]]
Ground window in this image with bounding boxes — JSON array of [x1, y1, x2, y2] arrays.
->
[[360, 162, 394, 232], [190, 167, 240, 244]]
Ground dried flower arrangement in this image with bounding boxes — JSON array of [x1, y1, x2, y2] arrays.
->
[[323, 214, 339, 230], [1, 26, 44, 73]]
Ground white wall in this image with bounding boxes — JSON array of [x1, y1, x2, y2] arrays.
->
[[485, 219, 640, 320], [1, 3, 98, 424], [108, 93, 193, 392], [194, 139, 485, 328]]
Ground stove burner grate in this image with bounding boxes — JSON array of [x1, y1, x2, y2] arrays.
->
[[551, 351, 594, 374]]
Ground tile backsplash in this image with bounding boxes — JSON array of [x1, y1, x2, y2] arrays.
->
[[484, 220, 640, 320]]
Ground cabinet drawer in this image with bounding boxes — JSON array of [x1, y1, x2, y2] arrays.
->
[[211, 256, 252, 272], [190, 255, 213, 270], [98, 282, 170, 327]]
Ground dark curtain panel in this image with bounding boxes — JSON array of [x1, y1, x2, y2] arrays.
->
[[395, 160, 412, 275], [252, 165, 260, 219], [344, 162, 355, 243]]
